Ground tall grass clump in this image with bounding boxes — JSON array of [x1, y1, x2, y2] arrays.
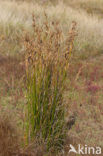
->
[[23, 14, 77, 152]]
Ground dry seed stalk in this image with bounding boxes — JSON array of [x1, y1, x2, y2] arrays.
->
[[65, 21, 77, 60], [24, 16, 77, 73]]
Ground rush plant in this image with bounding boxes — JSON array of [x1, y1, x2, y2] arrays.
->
[[23, 13, 77, 152]]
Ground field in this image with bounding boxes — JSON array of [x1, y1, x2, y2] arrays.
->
[[0, 0, 103, 155]]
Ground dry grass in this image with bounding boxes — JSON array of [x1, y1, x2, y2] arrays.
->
[[0, 0, 103, 155], [66, 55, 103, 149], [0, 112, 48, 156], [0, 0, 103, 58], [0, 113, 19, 156], [64, 0, 103, 18], [0, 54, 25, 111]]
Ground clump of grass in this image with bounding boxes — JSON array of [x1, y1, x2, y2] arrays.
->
[[23, 13, 77, 153]]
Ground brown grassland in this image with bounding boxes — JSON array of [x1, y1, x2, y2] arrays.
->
[[0, 0, 103, 155]]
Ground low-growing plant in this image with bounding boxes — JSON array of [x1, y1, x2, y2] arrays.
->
[[23, 13, 77, 152]]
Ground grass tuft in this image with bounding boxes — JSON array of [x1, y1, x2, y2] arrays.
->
[[23, 13, 77, 152]]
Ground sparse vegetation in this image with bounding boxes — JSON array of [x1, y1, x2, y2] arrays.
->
[[0, 0, 103, 155]]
